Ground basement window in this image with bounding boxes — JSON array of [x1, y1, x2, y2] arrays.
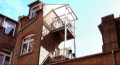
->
[[20, 34, 35, 55]]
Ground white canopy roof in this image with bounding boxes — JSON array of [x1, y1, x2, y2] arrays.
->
[[43, 4, 78, 29]]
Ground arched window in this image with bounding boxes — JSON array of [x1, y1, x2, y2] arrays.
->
[[21, 34, 35, 55]]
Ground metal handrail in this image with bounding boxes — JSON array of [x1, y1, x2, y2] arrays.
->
[[50, 17, 75, 36]]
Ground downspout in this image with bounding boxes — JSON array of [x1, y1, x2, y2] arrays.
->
[[112, 50, 116, 65]]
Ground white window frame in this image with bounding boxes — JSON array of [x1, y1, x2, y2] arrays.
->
[[0, 17, 3, 26], [29, 3, 43, 19], [3, 17, 16, 36], [20, 34, 35, 55], [0, 52, 11, 65]]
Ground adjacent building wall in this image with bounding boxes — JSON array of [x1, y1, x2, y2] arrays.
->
[[52, 50, 120, 65], [99, 14, 120, 53]]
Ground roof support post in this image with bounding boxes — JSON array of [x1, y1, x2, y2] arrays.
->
[[63, 5, 67, 60]]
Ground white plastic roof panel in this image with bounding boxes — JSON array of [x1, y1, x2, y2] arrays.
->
[[43, 4, 64, 17], [43, 4, 78, 29]]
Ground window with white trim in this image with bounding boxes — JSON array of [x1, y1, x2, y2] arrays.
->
[[0, 17, 3, 26], [3, 20, 16, 36], [0, 52, 11, 65], [21, 34, 35, 55], [29, 3, 43, 19]]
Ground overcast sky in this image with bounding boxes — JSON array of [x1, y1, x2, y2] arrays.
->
[[0, 0, 120, 57]]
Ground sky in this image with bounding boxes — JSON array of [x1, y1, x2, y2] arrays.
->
[[0, 0, 120, 57]]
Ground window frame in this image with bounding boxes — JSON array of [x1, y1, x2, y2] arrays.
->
[[0, 52, 11, 65], [0, 17, 4, 26], [29, 3, 43, 19], [20, 34, 35, 55], [3, 19, 16, 37]]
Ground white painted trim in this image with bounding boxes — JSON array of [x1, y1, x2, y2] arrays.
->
[[29, 3, 43, 19], [20, 34, 35, 55], [2, 17, 6, 27], [12, 24, 16, 36], [2, 17, 16, 37], [0, 52, 11, 65], [27, 42, 29, 53], [9, 51, 12, 65], [29, 8, 33, 19]]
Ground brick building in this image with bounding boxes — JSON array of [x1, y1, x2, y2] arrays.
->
[[0, 0, 120, 65], [0, 14, 17, 65], [10, 1, 77, 65]]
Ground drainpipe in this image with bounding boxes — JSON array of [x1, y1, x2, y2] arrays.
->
[[112, 50, 116, 65]]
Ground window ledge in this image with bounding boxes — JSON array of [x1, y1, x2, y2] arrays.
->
[[17, 51, 34, 58]]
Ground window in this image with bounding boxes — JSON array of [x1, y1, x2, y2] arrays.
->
[[0, 17, 3, 26], [3, 20, 16, 36], [21, 34, 35, 55], [0, 54, 4, 65], [31, 12, 36, 19], [29, 3, 42, 19], [0, 52, 11, 65]]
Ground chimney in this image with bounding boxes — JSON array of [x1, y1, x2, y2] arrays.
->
[[99, 14, 120, 53]]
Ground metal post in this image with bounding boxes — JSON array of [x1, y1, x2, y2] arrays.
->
[[74, 19, 76, 58], [112, 50, 116, 65], [74, 38, 76, 58], [64, 5, 67, 60]]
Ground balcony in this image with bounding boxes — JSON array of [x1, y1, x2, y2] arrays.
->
[[40, 4, 78, 64], [51, 17, 76, 41], [41, 4, 78, 54], [43, 4, 77, 40]]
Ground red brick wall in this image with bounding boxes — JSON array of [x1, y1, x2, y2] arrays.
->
[[0, 24, 16, 50], [115, 20, 120, 48], [52, 50, 120, 65], [11, 9, 43, 65], [99, 14, 119, 53], [115, 50, 120, 65]]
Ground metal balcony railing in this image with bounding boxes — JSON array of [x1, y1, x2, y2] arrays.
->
[[49, 48, 71, 62], [51, 17, 76, 36]]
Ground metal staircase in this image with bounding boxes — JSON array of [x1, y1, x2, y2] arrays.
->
[[40, 4, 78, 64]]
